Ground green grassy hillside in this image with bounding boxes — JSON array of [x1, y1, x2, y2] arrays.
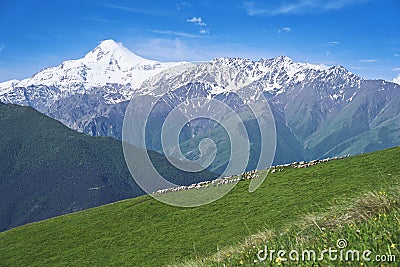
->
[[0, 102, 143, 231], [1, 146, 399, 266], [181, 188, 399, 266]]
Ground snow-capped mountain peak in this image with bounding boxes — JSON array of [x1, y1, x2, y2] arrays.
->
[[0, 40, 189, 105], [139, 55, 335, 97], [0, 79, 19, 94], [0, 40, 188, 103], [84, 39, 150, 66], [393, 74, 400, 85], [15, 39, 184, 90], [273, 54, 292, 63]]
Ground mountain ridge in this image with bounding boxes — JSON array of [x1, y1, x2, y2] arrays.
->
[[0, 40, 399, 168]]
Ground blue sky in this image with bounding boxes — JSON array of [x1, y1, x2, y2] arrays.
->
[[0, 0, 399, 82]]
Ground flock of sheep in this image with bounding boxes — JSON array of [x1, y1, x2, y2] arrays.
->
[[154, 155, 350, 194]]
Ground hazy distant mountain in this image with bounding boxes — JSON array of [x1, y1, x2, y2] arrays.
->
[[1, 40, 399, 169]]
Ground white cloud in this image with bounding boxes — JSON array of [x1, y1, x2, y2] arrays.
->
[[126, 38, 272, 62], [186, 17, 206, 27], [278, 27, 292, 33], [313, 60, 337, 65], [186, 16, 210, 35], [83, 16, 117, 24], [102, 3, 170, 16], [149, 29, 201, 38], [243, 0, 371, 16], [176, 2, 190, 10], [351, 66, 368, 70], [319, 41, 340, 47], [358, 59, 381, 63], [128, 38, 203, 61], [127, 38, 225, 62], [0, 68, 22, 81], [199, 29, 209, 34], [392, 67, 400, 71]]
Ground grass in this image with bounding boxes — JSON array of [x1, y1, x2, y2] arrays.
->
[[177, 188, 399, 266], [0, 146, 399, 266]]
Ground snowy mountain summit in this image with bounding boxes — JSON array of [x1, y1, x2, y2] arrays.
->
[[21, 39, 185, 88], [0, 40, 188, 104], [0, 39, 361, 106], [139, 54, 359, 100]]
